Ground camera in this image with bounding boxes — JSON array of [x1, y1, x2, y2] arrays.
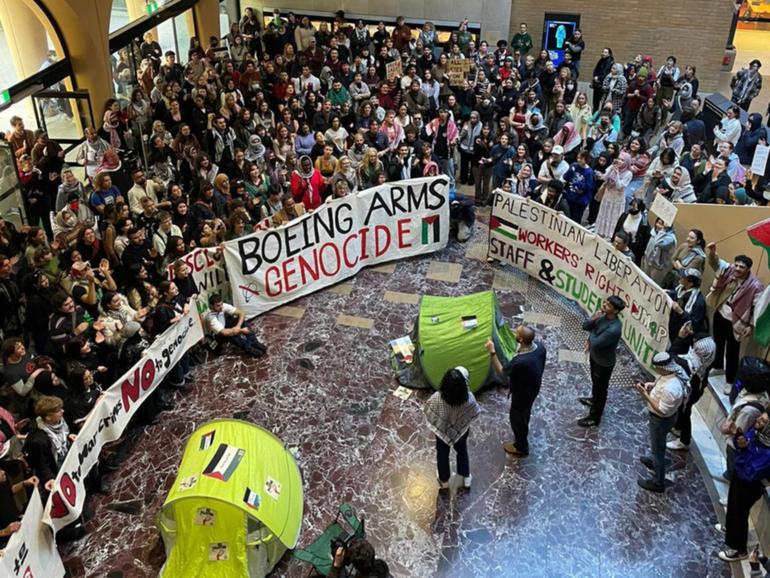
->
[[330, 531, 354, 559]]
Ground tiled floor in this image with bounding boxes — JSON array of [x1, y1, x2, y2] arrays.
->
[[60, 214, 732, 578]]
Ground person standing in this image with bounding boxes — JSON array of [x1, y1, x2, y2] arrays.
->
[[634, 352, 687, 493], [731, 59, 763, 112], [577, 296, 625, 427], [705, 242, 765, 386], [424, 367, 480, 490], [718, 412, 770, 562], [511, 23, 533, 56], [485, 326, 546, 457]]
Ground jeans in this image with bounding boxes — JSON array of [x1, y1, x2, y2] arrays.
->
[[167, 351, 191, 385], [439, 157, 456, 187], [588, 359, 615, 423], [649, 412, 678, 485], [222, 314, 263, 354], [712, 311, 740, 384], [725, 474, 765, 552], [435, 430, 470, 482]]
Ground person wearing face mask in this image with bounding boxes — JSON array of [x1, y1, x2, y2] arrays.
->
[[486, 325, 546, 457], [707, 244, 765, 387]]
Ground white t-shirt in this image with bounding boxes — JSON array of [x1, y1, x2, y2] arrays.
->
[[649, 374, 684, 417], [538, 159, 569, 182], [205, 303, 237, 335]]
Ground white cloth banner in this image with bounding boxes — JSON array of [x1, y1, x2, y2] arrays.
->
[[223, 177, 451, 317], [0, 489, 65, 578], [490, 193, 672, 369], [41, 300, 204, 532], [167, 247, 230, 315]]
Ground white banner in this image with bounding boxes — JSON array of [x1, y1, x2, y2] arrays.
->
[[0, 489, 65, 578], [42, 299, 204, 532], [168, 247, 230, 315], [223, 177, 451, 317], [490, 193, 672, 370]]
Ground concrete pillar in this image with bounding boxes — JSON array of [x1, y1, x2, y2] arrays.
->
[[0, 0, 50, 80], [193, 0, 220, 47]]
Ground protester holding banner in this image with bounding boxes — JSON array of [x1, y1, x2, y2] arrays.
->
[[577, 297, 625, 427]]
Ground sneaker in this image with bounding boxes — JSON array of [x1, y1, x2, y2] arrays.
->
[[666, 440, 689, 451], [577, 397, 594, 407], [723, 383, 734, 396], [637, 477, 665, 493], [503, 442, 528, 456], [718, 549, 748, 562], [577, 416, 599, 427], [457, 222, 472, 242], [640, 456, 654, 470], [438, 479, 449, 490], [719, 496, 728, 507], [463, 475, 472, 489], [714, 523, 726, 534], [670, 428, 681, 438]]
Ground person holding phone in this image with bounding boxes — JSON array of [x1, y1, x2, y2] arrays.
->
[[635, 352, 687, 492]]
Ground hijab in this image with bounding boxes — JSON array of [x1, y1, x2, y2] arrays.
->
[[553, 121, 581, 152], [245, 135, 266, 164]]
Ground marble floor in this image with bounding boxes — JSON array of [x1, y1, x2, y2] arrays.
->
[[60, 212, 732, 578]]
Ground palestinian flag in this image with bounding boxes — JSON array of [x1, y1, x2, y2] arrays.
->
[[748, 217, 770, 265], [755, 285, 770, 347], [489, 214, 518, 242], [203, 444, 245, 482], [421, 215, 440, 244], [199, 430, 215, 451], [243, 488, 261, 510]]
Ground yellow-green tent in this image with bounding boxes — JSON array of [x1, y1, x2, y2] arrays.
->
[[158, 419, 303, 578]]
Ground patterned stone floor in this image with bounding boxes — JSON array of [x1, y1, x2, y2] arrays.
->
[[60, 213, 732, 578]]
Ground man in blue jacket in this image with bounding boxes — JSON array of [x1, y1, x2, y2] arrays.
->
[[577, 296, 624, 427]]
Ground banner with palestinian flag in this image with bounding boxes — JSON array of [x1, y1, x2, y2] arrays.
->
[[749, 218, 770, 346], [748, 217, 770, 264], [489, 192, 672, 370]]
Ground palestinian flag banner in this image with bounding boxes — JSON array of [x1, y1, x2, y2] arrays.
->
[[203, 444, 245, 482], [421, 214, 441, 244], [199, 430, 215, 450], [748, 218, 770, 265], [489, 213, 519, 242], [243, 487, 261, 510], [755, 285, 770, 347]]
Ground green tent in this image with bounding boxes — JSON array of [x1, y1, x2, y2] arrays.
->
[[158, 419, 303, 578], [408, 290, 518, 392]]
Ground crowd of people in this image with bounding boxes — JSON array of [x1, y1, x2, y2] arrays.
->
[[1, 5, 770, 571]]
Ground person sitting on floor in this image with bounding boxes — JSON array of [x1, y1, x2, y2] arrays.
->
[[204, 293, 266, 358]]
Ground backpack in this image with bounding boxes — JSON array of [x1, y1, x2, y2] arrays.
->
[[735, 430, 770, 482]]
